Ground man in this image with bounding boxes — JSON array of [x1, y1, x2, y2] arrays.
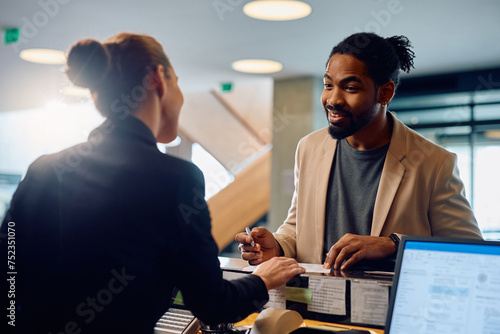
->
[[236, 32, 482, 271]]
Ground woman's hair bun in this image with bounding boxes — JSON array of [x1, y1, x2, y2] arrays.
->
[[66, 39, 111, 90]]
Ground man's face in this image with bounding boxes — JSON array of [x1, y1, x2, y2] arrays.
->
[[322, 53, 380, 140]]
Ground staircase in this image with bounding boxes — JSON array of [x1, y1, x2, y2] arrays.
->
[[177, 80, 274, 250]]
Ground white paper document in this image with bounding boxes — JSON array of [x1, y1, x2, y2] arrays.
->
[[243, 262, 331, 274], [307, 276, 346, 315], [298, 263, 332, 274], [350, 280, 389, 326]]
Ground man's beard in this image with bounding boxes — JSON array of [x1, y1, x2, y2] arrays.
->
[[326, 103, 378, 140]]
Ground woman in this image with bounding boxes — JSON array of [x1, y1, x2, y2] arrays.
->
[[1, 33, 304, 334]]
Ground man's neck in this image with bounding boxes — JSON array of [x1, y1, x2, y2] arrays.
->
[[346, 110, 393, 150]]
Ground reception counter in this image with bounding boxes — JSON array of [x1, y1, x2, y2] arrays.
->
[[219, 257, 392, 332]]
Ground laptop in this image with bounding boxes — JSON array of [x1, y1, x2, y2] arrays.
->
[[385, 236, 500, 334]]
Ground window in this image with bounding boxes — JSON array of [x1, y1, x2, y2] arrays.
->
[[0, 102, 104, 222], [392, 89, 500, 240], [191, 143, 234, 199], [0, 102, 104, 176]]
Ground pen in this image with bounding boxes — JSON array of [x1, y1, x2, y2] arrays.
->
[[245, 227, 255, 247]]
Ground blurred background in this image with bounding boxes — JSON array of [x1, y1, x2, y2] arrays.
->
[[1, 0, 500, 251]]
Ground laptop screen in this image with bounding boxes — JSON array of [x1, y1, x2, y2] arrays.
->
[[385, 236, 500, 334]]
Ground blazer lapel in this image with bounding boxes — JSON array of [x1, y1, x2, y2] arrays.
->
[[371, 154, 405, 236], [314, 135, 337, 261], [371, 113, 407, 236]]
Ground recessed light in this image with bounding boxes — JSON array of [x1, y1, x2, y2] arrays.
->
[[20, 48, 66, 64], [243, 0, 312, 21], [232, 59, 283, 74]]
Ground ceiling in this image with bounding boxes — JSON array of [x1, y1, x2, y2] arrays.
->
[[1, 0, 500, 112]]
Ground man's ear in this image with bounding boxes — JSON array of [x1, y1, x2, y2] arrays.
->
[[378, 81, 396, 105]]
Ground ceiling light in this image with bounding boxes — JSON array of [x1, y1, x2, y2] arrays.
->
[[243, 1, 312, 21], [20, 48, 66, 64], [232, 59, 283, 74]]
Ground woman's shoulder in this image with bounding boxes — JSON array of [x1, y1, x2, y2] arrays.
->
[[156, 152, 205, 183]]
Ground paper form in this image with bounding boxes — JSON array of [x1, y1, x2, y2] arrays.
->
[[307, 276, 346, 315], [350, 280, 389, 326], [243, 262, 331, 274]]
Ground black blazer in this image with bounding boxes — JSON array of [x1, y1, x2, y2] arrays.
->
[[1, 116, 268, 334]]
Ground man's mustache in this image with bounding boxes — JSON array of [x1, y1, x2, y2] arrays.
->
[[325, 104, 352, 116]]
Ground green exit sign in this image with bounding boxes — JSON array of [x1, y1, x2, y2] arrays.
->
[[221, 82, 232, 92], [4, 28, 20, 44]]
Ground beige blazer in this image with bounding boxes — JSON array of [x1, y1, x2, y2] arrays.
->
[[274, 112, 483, 264]]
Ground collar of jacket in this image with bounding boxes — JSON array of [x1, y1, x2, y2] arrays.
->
[[88, 115, 158, 147]]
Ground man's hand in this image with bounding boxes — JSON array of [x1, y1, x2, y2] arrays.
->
[[252, 257, 305, 290], [235, 227, 283, 265], [323, 233, 397, 271]]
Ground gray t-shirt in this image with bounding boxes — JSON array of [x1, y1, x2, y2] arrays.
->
[[322, 139, 389, 260]]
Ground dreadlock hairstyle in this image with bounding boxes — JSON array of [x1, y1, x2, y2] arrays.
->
[[327, 32, 415, 89]]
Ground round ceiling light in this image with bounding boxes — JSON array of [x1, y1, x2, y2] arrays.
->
[[20, 48, 66, 64], [232, 59, 283, 74], [243, 1, 312, 21]]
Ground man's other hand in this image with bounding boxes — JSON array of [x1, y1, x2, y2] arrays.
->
[[323, 233, 397, 271]]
